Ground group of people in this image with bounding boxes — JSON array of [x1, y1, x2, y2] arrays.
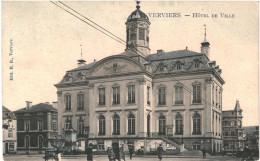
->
[[107, 145, 125, 161], [86, 144, 135, 161]]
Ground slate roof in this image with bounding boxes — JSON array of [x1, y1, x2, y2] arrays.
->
[[68, 61, 97, 72], [14, 103, 57, 113], [127, 8, 150, 22], [2, 106, 16, 120], [146, 50, 205, 61]]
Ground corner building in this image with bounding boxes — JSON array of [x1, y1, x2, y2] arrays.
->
[[55, 3, 225, 153]]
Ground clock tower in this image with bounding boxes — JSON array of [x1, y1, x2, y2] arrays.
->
[[125, 1, 150, 57]]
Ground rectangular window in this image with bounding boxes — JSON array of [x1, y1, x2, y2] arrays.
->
[[175, 86, 183, 105], [78, 141, 81, 147], [78, 121, 84, 136], [98, 88, 106, 106], [98, 144, 105, 150], [112, 86, 120, 105], [77, 94, 84, 110], [147, 86, 150, 105], [24, 120, 30, 131], [38, 120, 43, 131], [128, 85, 135, 104], [52, 120, 57, 131], [65, 95, 71, 111], [158, 87, 166, 105], [193, 85, 201, 103], [130, 33, 136, 40], [139, 28, 145, 40]]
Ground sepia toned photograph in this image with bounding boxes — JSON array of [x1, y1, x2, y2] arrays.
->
[[2, 1, 259, 161]]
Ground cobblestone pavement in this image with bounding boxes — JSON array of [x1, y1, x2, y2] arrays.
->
[[3, 155, 242, 161]]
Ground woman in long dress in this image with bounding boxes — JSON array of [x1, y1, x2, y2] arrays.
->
[[119, 144, 126, 161]]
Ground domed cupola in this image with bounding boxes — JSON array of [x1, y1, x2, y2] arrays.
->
[[125, 1, 151, 57]]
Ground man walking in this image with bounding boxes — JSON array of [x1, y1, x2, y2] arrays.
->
[[129, 145, 134, 160], [157, 144, 164, 161], [202, 148, 206, 159], [86, 143, 93, 161]]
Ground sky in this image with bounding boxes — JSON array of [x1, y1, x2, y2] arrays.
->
[[2, 1, 259, 126]]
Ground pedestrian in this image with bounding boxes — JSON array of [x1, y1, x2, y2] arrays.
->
[[129, 145, 134, 160], [120, 144, 126, 161], [222, 148, 226, 157], [157, 144, 164, 161], [114, 145, 120, 161], [108, 148, 116, 161], [86, 143, 93, 161], [242, 145, 250, 161], [202, 148, 206, 159]]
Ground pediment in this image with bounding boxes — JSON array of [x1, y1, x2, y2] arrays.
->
[[89, 57, 144, 77]]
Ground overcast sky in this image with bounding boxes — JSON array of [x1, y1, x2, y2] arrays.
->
[[2, 1, 258, 126]]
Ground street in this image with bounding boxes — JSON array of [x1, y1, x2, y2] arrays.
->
[[3, 155, 241, 161]]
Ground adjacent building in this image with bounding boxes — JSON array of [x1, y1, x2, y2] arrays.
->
[[222, 100, 244, 154], [55, 2, 224, 153], [14, 102, 58, 154], [3, 106, 17, 154], [243, 126, 259, 155]]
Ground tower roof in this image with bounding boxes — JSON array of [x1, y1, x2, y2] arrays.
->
[[126, 1, 150, 24], [234, 100, 242, 111], [201, 24, 210, 46]]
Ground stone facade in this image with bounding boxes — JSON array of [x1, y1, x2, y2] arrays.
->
[[14, 102, 58, 154], [55, 2, 224, 153], [2, 106, 17, 154], [222, 100, 244, 154]]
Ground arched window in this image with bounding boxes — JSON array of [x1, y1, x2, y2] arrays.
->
[[99, 115, 106, 135], [78, 118, 84, 136], [139, 27, 145, 40], [175, 114, 183, 135], [25, 135, 30, 148], [113, 114, 120, 135], [194, 61, 200, 68], [128, 113, 135, 135], [38, 135, 43, 148], [159, 115, 166, 135], [77, 93, 84, 110], [65, 94, 71, 111], [192, 112, 201, 135]]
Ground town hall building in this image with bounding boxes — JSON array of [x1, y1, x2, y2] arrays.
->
[[55, 2, 225, 153]]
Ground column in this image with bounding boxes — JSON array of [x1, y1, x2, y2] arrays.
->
[[137, 78, 146, 137]]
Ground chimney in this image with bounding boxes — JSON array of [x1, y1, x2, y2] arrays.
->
[[157, 49, 164, 54], [52, 102, 58, 109], [26, 101, 32, 110]]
